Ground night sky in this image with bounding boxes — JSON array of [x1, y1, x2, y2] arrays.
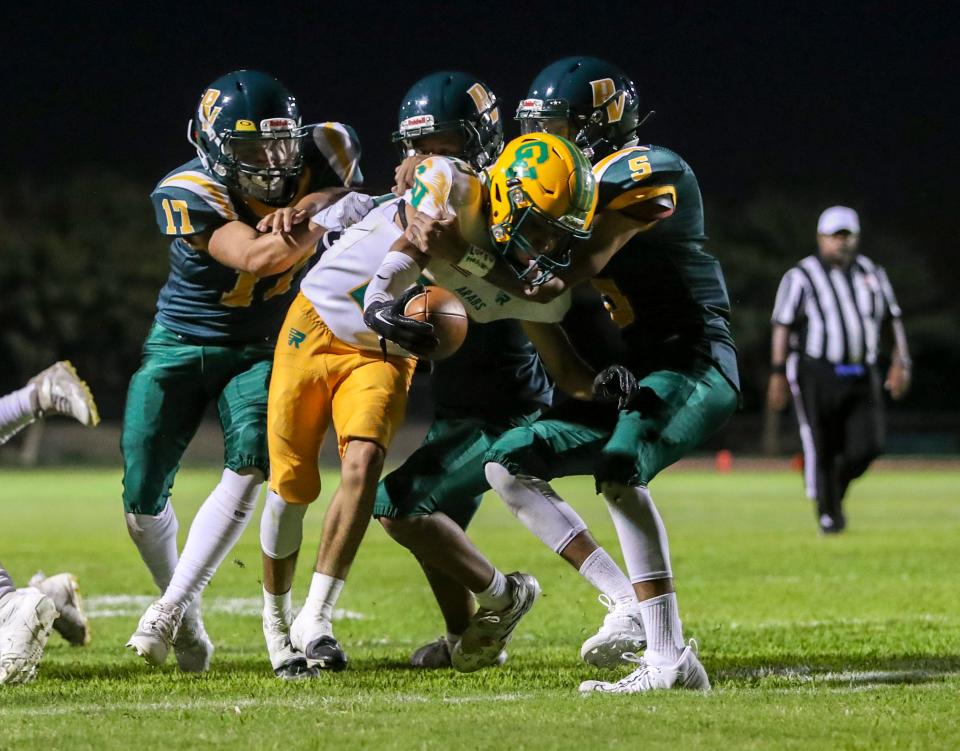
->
[[5, 1, 955, 245]]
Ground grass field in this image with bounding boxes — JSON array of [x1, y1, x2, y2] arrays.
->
[[2, 467, 959, 750]]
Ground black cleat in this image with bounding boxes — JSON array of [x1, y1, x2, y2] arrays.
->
[[274, 656, 320, 681], [305, 635, 348, 671]]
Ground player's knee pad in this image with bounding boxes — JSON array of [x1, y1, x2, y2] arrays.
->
[[485, 462, 587, 553], [124, 501, 178, 544], [259, 491, 307, 560]]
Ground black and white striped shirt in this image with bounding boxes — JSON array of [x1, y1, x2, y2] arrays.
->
[[771, 254, 901, 365]]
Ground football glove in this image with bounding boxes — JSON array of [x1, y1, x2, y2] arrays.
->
[[363, 285, 438, 358], [592, 365, 638, 410], [310, 192, 376, 231]]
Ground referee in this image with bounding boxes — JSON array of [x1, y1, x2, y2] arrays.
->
[[767, 206, 911, 534]]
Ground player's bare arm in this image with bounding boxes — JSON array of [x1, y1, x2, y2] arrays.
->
[[521, 321, 595, 400], [255, 188, 349, 234], [206, 217, 324, 278], [524, 197, 675, 302]]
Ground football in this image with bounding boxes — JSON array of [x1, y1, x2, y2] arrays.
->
[[403, 285, 469, 360]]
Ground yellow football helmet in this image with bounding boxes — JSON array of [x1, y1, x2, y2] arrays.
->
[[488, 133, 598, 285]]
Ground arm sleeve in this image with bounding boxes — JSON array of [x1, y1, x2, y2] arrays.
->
[[363, 250, 423, 309], [771, 268, 805, 325]]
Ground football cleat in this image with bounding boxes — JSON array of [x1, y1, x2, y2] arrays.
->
[[290, 611, 348, 671], [126, 600, 183, 667], [452, 572, 540, 673], [304, 635, 348, 672], [28, 572, 91, 647], [173, 601, 214, 673], [410, 636, 507, 669], [580, 594, 646, 668], [263, 604, 317, 680], [29, 361, 100, 427], [0, 589, 57, 684], [578, 639, 711, 694]]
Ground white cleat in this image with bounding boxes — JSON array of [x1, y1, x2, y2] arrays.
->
[[452, 572, 540, 673], [290, 610, 347, 671], [173, 602, 214, 673], [126, 600, 183, 667], [0, 589, 57, 684], [263, 606, 317, 680], [580, 594, 646, 668], [410, 636, 507, 669], [28, 571, 91, 647], [579, 639, 711, 694], [29, 361, 100, 427]]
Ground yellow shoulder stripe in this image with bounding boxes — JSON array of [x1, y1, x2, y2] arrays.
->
[[159, 171, 238, 220], [314, 122, 361, 186], [607, 184, 677, 212]]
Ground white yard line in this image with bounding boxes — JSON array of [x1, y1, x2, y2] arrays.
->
[[85, 594, 366, 621], [1, 692, 536, 718]]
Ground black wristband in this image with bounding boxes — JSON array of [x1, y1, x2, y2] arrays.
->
[[771, 363, 787, 375]]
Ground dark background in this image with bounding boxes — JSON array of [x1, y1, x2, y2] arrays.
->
[[2, 1, 957, 449]]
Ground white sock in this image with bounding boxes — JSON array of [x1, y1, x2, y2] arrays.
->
[[0, 385, 38, 446], [485, 463, 588, 553], [125, 501, 180, 592], [640, 592, 685, 665], [475, 569, 511, 611], [161, 469, 263, 609], [578, 548, 637, 607], [304, 572, 344, 623], [602, 484, 672, 583], [263, 586, 293, 622], [0, 565, 15, 600]]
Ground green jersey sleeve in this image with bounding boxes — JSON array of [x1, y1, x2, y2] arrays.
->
[[593, 145, 687, 214], [150, 170, 238, 237]]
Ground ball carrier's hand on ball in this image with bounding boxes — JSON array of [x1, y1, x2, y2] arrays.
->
[[363, 285, 439, 359]]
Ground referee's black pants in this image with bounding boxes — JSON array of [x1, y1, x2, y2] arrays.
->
[[788, 358, 885, 526]]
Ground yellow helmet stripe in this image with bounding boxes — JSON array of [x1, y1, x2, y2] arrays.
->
[[554, 136, 596, 217]]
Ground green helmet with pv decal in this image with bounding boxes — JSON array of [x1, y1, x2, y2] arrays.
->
[[392, 71, 504, 170], [516, 57, 650, 163], [188, 69, 311, 205]]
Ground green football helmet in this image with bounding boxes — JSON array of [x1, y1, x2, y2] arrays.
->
[[188, 70, 311, 205], [515, 57, 650, 163], [392, 71, 504, 170]]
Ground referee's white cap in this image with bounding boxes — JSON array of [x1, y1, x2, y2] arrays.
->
[[817, 206, 860, 235]]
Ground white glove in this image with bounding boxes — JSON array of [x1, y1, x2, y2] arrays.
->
[[310, 192, 376, 231]]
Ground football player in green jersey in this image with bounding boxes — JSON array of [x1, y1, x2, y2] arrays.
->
[[412, 57, 737, 690], [123, 70, 365, 676], [481, 56, 739, 692], [371, 72, 559, 669]]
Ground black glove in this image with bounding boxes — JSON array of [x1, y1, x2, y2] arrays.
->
[[592, 365, 638, 410], [363, 285, 438, 358]]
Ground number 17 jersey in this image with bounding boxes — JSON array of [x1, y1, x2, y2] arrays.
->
[[149, 123, 362, 344]]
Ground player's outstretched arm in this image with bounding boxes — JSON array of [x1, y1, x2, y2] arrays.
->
[[255, 188, 350, 235], [207, 217, 325, 278], [521, 321, 595, 400]]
